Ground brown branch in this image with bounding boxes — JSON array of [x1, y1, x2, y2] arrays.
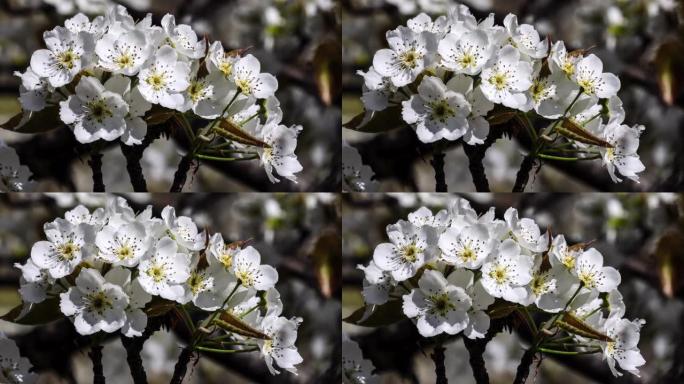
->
[[431, 343, 447, 384]]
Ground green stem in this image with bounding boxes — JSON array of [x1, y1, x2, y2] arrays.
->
[[538, 347, 601, 355], [195, 346, 258, 354], [195, 154, 258, 162]]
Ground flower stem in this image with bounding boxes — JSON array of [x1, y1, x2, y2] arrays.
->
[[431, 343, 448, 384], [194, 346, 258, 354], [431, 147, 447, 192], [120, 316, 161, 384], [89, 344, 105, 384], [512, 346, 536, 384], [89, 152, 105, 192]]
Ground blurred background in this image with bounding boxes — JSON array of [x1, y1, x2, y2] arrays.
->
[[342, 0, 684, 192], [0, 192, 341, 383], [0, 0, 341, 192], [342, 192, 684, 383]]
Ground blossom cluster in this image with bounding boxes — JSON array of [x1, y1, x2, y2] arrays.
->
[[13, 5, 302, 183], [356, 4, 645, 183], [357, 198, 646, 377], [342, 143, 378, 192], [13, 196, 303, 375]]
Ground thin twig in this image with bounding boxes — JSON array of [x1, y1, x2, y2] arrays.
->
[[120, 318, 162, 384], [431, 343, 447, 384], [89, 344, 105, 384], [89, 153, 105, 192], [120, 143, 148, 192], [513, 347, 537, 384], [170, 154, 194, 192], [431, 149, 447, 192], [512, 154, 536, 192], [169, 345, 194, 384], [461, 127, 505, 192]]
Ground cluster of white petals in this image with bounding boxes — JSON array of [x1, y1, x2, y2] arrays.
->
[[14, 5, 302, 183], [14, 196, 302, 375], [357, 3, 645, 183], [357, 197, 645, 377]]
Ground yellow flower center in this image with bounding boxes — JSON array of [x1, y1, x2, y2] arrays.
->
[[219, 61, 233, 77], [87, 291, 112, 314], [86, 99, 113, 123], [489, 265, 508, 284], [458, 53, 475, 69], [187, 272, 207, 294], [116, 245, 133, 261], [147, 265, 166, 282], [399, 50, 419, 69], [430, 293, 454, 316], [401, 244, 419, 263], [57, 241, 79, 261], [146, 73, 166, 91], [490, 73, 508, 90], [220, 253, 233, 269], [57, 50, 76, 70], [236, 269, 255, 287], [115, 53, 133, 69]]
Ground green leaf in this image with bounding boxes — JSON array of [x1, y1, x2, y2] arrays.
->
[[215, 312, 271, 340], [1, 298, 62, 325], [557, 313, 613, 342], [486, 300, 518, 319], [555, 119, 613, 148], [343, 106, 404, 133], [0, 107, 62, 134], [214, 119, 270, 148], [343, 300, 404, 327], [145, 301, 176, 317], [313, 39, 341, 106], [486, 110, 517, 126]]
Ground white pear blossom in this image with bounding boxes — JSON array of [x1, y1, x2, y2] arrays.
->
[[233, 54, 279, 99], [233, 246, 279, 291], [207, 232, 240, 271], [161, 14, 206, 59], [30, 219, 93, 278], [504, 208, 549, 253], [14, 68, 50, 112], [15, 259, 51, 304], [103, 75, 152, 146], [137, 237, 191, 301], [401, 75, 470, 143], [161, 206, 206, 251], [65, 204, 106, 228], [445, 269, 495, 339], [372, 26, 436, 87], [503, 14, 548, 59], [439, 224, 495, 269], [480, 239, 533, 303], [358, 67, 395, 112], [601, 317, 646, 377], [572, 54, 621, 98], [180, 259, 232, 311], [443, 75, 494, 145], [95, 222, 149, 267], [96, 30, 151, 75], [103, 267, 152, 338], [59, 76, 129, 143], [373, 220, 438, 281], [0, 334, 37, 384], [402, 269, 472, 337], [574, 248, 621, 292], [480, 45, 533, 109], [257, 123, 304, 183], [549, 41, 580, 77], [59, 268, 129, 335], [65, 13, 105, 38], [258, 315, 303, 375], [407, 206, 450, 230], [600, 122, 645, 183], [137, 45, 191, 109], [30, 26, 94, 87], [207, 41, 239, 78], [438, 30, 491, 75], [357, 261, 394, 305], [180, 64, 234, 119]]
